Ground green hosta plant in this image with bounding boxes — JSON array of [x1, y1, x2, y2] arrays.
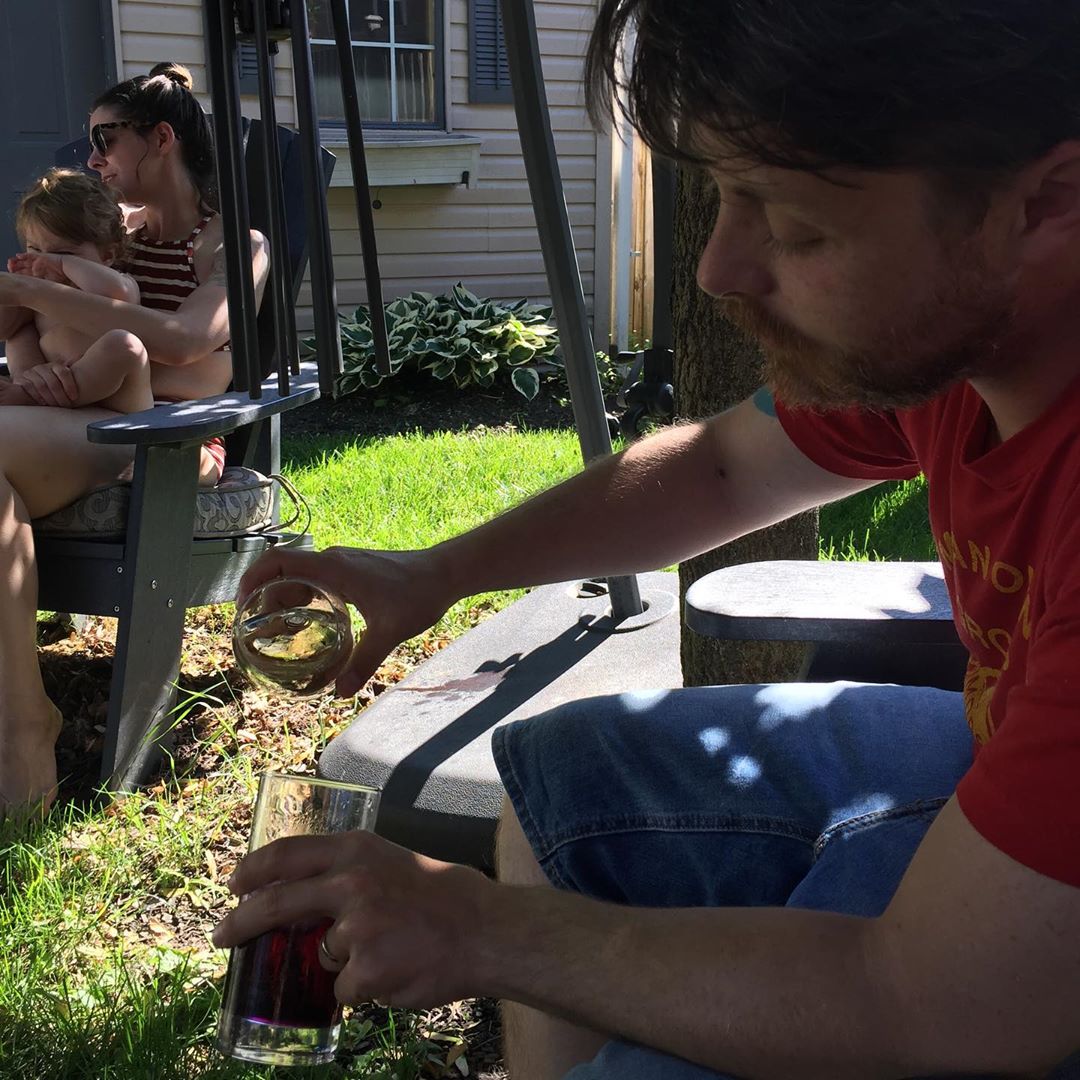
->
[[305, 284, 561, 401]]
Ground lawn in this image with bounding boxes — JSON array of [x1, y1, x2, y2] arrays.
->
[[3, 423, 934, 1080]]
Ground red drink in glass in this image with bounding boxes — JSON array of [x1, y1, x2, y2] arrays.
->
[[220, 918, 340, 1029]]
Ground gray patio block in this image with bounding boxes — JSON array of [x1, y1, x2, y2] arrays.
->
[[318, 571, 682, 869]]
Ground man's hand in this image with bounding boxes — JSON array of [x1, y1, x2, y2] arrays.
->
[[211, 830, 492, 1009], [7, 253, 70, 285], [14, 362, 78, 407], [237, 546, 458, 698]]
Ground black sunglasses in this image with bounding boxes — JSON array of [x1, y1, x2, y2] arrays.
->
[[89, 120, 137, 156]]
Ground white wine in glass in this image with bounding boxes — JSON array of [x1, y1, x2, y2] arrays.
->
[[233, 579, 353, 695]]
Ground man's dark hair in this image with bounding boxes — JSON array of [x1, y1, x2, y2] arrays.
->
[[586, 1, 1080, 197]]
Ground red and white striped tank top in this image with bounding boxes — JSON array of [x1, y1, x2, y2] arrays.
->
[[124, 213, 214, 311]]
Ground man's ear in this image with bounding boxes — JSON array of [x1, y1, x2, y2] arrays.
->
[[1014, 141, 1080, 267]]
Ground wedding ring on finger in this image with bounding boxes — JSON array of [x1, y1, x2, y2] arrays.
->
[[318, 931, 345, 971]]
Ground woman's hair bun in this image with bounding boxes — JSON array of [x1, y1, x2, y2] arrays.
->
[[148, 62, 194, 91]]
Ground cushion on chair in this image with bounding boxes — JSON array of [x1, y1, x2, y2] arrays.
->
[[32, 466, 276, 540]]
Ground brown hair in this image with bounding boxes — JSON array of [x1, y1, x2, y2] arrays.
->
[[93, 61, 217, 212], [16, 168, 127, 262]]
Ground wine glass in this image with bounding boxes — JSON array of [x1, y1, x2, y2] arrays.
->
[[233, 579, 354, 695]]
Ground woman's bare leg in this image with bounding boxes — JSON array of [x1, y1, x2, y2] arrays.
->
[[0, 405, 133, 811], [496, 797, 609, 1079], [0, 473, 61, 810]]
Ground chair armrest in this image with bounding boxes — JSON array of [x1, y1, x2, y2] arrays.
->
[[684, 560, 959, 645], [85, 364, 321, 446]]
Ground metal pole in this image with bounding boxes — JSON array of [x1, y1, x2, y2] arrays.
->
[[205, 0, 262, 396], [290, 0, 343, 396], [250, 1, 296, 393], [500, 0, 643, 619], [329, 0, 392, 378]]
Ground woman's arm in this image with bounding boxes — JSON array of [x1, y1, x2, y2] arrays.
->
[[0, 304, 32, 342], [0, 231, 269, 366], [4, 322, 48, 379]]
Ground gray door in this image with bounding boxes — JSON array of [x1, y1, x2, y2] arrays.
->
[[0, 0, 116, 266]]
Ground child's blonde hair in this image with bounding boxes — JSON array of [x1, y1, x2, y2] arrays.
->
[[15, 168, 127, 262]]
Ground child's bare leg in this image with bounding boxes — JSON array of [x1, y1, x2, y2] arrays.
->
[[69, 330, 152, 413]]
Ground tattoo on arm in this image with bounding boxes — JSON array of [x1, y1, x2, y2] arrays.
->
[[752, 386, 778, 417]]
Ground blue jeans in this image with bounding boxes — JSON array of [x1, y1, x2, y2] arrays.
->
[[491, 682, 1080, 1079]]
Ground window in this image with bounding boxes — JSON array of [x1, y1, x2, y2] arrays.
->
[[308, 0, 443, 128]]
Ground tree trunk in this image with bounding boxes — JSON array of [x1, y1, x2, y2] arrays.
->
[[673, 167, 819, 686]]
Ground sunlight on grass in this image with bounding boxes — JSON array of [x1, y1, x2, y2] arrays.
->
[[283, 428, 587, 638]]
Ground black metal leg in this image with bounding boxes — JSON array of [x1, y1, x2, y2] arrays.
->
[[100, 444, 201, 791], [500, 0, 643, 620]]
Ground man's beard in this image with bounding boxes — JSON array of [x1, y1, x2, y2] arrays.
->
[[720, 249, 1017, 411]]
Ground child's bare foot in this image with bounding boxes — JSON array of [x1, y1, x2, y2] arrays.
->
[[0, 701, 62, 817]]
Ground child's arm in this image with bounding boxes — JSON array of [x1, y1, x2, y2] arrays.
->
[[57, 255, 139, 303]]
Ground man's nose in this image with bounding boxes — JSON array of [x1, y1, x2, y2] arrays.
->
[[696, 212, 773, 300]]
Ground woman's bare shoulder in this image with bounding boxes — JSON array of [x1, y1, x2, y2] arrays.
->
[[193, 215, 268, 286]]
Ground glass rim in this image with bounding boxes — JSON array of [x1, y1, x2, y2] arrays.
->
[[259, 771, 382, 797]]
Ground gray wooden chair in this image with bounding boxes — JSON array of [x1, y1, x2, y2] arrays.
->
[[28, 116, 335, 792], [684, 558, 968, 691]]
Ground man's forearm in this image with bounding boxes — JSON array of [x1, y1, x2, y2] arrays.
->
[[432, 400, 839, 601], [477, 885, 903, 1080], [433, 420, 730, 598]]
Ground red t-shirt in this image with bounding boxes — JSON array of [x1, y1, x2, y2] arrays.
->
[[776, 374, 1080, 886]]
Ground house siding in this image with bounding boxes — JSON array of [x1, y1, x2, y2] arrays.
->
[[116, 0, 296, 124], [115, 0, 606, 336]]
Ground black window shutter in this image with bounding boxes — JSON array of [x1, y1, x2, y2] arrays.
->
[[469, 0, 512, 104], [236, 42, 274, 95]]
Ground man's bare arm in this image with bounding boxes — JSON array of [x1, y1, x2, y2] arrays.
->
[[434, 395, 875, 599], [470, 798, 1080, 1078]]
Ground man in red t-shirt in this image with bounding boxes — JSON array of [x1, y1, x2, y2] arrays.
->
[[215, 2, 1080, 1076]]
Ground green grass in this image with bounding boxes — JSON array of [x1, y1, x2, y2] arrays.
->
[[5, 425, 935, 1079], [283, 428, 588, 636], [820, 475, 933, 561]]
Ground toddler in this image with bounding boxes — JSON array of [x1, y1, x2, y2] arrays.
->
[[1, 168, 151, 413]]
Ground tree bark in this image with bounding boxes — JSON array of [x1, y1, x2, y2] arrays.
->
[[673, 167, 819, 686]]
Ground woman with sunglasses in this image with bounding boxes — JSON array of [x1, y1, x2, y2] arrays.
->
[[0, 62, 269, 813]]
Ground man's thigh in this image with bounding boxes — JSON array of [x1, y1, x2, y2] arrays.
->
[[492, 681, 985, 1079], [493, 681, 971, 909]]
